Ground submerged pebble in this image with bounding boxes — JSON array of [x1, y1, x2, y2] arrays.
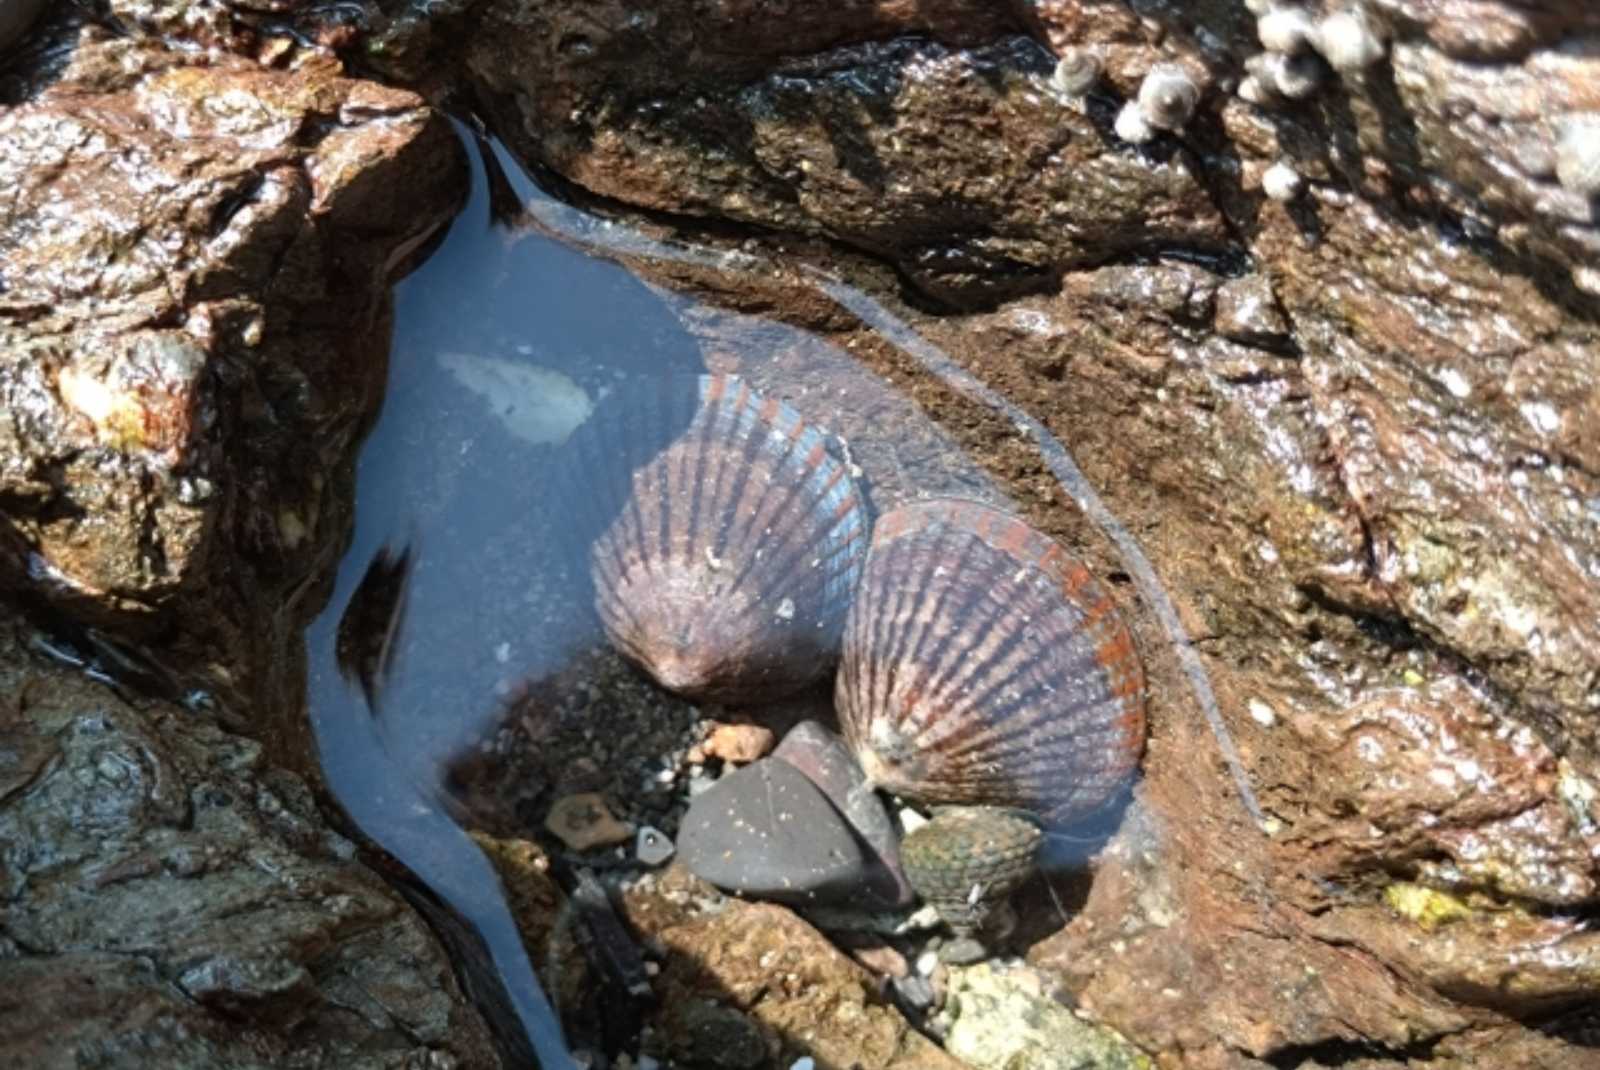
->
[[635, 825, 675, 866], [773, 719, 913, 907], [677, 757, 872, 905], [546, 792, 632, 851]]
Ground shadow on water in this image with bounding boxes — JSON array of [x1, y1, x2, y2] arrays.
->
[[306, 119, 1244, 1067]]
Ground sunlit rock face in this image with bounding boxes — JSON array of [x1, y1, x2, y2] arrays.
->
[[0, 13, 465, 713], [409, 0, 1600, 1064]]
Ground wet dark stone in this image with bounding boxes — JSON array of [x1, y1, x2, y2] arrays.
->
[[0, 0, 47, 51], [679, 757, 871, 906], [772, 720, 914, 907]]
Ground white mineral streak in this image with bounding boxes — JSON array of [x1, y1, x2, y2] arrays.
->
[[495, 134, 1268, 828]]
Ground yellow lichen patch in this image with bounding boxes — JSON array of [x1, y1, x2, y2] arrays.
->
[[57, 365, 149, 451], [1384, 882, 1473, 931]]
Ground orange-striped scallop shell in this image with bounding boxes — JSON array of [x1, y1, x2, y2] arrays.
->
[[565, 374, 870, 702], [836, 499, 1145, 826]]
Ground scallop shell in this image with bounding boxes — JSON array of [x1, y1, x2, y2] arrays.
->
[[835, 498, 1145, 826], [564, 374, 869, 702], [901, 807, 1042, 935]]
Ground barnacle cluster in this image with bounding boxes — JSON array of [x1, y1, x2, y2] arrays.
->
[[1236, 4, 1388, 201], [1240, 1, 1387, 107], [1115, 64, 1202, 145]]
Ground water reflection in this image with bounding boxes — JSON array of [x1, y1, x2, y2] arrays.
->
[[306, 121, 1197, 1065]]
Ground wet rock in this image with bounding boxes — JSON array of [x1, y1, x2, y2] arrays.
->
[[938, 963, 1149, 1070], [456, 24, 1226, 309], [14, 0, 1599, 1066], [1032, 800, 1472, 1062], [772, 719, 913, 907], [546, 792, 633, 851], [0, 28, 464, 727], [1213, 275, 1290, 349], [678, 757, 871, 905], [1282, 683, 1600, 908], [0, 608, 498, 1068], [625, 897, 967, 1070]]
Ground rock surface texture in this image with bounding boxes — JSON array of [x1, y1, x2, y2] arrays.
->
[[0, 5, 463, 762], [4, 0, 1600, 1068], [0, 603, 499, 1069], [1, 7, 484, 1069], [380, 0, 1597, 1067]]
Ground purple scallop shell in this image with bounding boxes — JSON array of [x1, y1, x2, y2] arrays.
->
[[564, 374, 869, 702], [835, 498, 1146, 826]]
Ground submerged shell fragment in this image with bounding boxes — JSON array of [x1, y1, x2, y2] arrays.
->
[[836, 498, 1146, 826], [563, 374, 869, 702]]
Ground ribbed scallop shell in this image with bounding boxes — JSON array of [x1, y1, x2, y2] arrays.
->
[[901, 807, 1042, 934], [564, 374, 869, 702], [836, 498, 1145, 826]]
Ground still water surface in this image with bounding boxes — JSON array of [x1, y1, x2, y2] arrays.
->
[[304, 123, 1244, 1066]]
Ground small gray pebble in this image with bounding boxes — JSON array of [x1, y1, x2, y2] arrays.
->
[[636, 825, 676, 867], [891, 974, 937, 1012]]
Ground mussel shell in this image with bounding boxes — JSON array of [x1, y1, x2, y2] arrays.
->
[[836, 498, 1145, 825], [901, 806, 1042, 934], [564, 374, 869, 702]]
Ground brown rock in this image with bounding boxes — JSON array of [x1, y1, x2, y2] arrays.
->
[[702, 721, 777, 765], [0, 27, 464, 752], [545, 792, 633, 851], [1282, 683, 1599, 907], [629, 898, 966, 1070], [454, 13, 1226, 310], [1212, 275, 1290, 350], [470, 833, 591, 1015], [848, 941, 912, 980]]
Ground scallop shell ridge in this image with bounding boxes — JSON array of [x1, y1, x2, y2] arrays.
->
[[565, 373, 870, 701], [836, 498, 1145, 825]]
